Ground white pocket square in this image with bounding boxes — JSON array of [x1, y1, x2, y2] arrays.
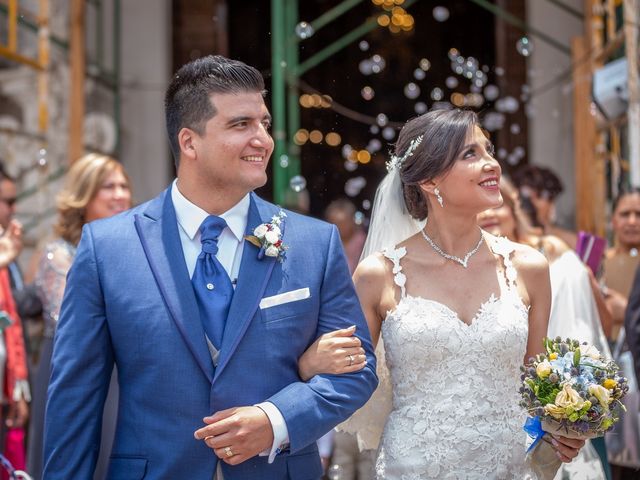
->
[[259, 288, 310, 309]]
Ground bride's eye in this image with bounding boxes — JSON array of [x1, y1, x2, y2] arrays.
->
[[486, 144, 496, 156], [463, 148, 475, 159]]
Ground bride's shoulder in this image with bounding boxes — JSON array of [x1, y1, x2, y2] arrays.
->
[[354, 251, 392, 282], [355, 247, 406, 288]]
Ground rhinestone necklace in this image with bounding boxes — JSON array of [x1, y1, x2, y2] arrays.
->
[[420, 218, 484, 268]]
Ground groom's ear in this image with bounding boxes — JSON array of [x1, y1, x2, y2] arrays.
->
[[178, 127, 198, 161]]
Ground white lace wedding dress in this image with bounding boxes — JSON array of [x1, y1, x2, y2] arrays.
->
[[375, 237, 538, 479]]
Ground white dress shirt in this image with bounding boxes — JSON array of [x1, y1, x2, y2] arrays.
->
[[171, 181, 289, 463]]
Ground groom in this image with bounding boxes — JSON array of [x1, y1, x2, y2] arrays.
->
[[44, 55, 377, 479]]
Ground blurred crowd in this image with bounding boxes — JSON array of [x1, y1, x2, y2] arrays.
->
[[0, 154, 130, 479], [0, 153, 638, 479]]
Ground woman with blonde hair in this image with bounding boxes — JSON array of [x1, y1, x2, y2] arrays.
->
[[27, 153, 131, 480]]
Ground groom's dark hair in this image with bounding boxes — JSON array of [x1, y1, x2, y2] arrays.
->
[[165, 55, 266, 167]]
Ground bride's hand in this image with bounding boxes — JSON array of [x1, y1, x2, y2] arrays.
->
[[547, 434, 586, 462], [298, 326, 367, 381]]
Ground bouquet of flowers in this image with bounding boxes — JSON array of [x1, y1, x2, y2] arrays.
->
[[521, 337, 628, 439]]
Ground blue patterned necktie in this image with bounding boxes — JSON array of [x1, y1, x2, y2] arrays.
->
[[191, 215, 234, 350]]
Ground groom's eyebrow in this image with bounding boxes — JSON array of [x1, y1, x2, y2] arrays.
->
[[226, 115, 252, 125], [226, 113, 272, 125]]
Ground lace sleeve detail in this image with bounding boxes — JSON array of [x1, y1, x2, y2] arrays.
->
[[382, 246, 407, 298], [34, 239, 76, 334]]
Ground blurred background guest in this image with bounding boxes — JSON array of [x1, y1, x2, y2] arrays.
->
[[0, 216, 30, 479], [625, 265, 640, 397], [27, 153, 132, 480], [512, 165, 578, 249], [324, 198, 366, 274], [602, 189, 640, 344], [615, 260, 640, 479], [477, 178, 611, 480], [0, 163, 42, 367]]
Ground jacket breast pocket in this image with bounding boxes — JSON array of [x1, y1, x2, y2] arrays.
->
[[260, 296, 315, 325], [107, 456, 148, 479]]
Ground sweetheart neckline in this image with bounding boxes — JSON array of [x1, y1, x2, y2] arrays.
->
[[385, 292, 528, 329]]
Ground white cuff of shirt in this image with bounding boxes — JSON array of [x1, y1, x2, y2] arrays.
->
[[255, 402, 289, 463]]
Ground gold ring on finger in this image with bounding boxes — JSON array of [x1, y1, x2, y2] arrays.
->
[[348, 354, 354, 366], [224, 446, 234, 458]]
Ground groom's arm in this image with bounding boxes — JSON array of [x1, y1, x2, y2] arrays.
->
[[195, 225, 377, 459], [266, 224, 378, 452], [43, 225, 114, 479]]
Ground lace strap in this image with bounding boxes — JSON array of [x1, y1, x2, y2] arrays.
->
[[382, 246, 407, 298], [489, 236, 518, 291]]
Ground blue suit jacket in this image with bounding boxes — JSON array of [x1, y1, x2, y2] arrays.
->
[[43, 188, 377, 480]]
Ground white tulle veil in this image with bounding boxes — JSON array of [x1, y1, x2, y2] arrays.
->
[[360, 166, 423, 260], [338, 154, 425, 451]]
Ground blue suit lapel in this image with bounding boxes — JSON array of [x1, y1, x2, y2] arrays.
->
[[134, 188, 214, 383], [214, 194, 278, 382]]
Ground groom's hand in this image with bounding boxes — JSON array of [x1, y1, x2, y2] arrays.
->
[[194, 406, 274, 465]]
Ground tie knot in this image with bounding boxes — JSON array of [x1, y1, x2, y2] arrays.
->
[[199, 215, 227, 255]]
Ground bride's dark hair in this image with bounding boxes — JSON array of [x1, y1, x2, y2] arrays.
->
[[398, 109, 479, 220]]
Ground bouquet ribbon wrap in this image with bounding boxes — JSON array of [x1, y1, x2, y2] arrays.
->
[[524, 416, 545, 453]]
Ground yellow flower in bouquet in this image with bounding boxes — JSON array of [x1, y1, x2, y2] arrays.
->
[[588, 384, 611, 409], [555, 384, 589, 411], [543, 404, 565, 420], [544, 384, 590, 419], [536, 360, 552, 379]]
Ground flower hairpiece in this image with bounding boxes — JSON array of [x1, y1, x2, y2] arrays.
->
[[386, 134, 424, 172], [245, 210, 288, 262]]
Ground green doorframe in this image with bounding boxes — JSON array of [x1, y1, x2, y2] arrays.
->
[[270, 0, 419, 204], [270, 0, 288, 205]]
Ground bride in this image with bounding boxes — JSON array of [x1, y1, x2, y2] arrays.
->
[[299, 109, 585, 479]]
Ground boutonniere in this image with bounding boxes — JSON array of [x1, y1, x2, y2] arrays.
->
[[245, 210, 288, 262]]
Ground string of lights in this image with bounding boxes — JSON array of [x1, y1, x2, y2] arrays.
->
[[295, 77, 405, 128]]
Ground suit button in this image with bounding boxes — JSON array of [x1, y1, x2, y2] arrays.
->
[[206, 283, 214, 290]]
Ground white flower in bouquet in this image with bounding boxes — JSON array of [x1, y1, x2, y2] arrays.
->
[[579, 344, 601, 360]]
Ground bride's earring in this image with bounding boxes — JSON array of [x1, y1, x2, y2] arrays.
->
[[434, 188, 444, 208]]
